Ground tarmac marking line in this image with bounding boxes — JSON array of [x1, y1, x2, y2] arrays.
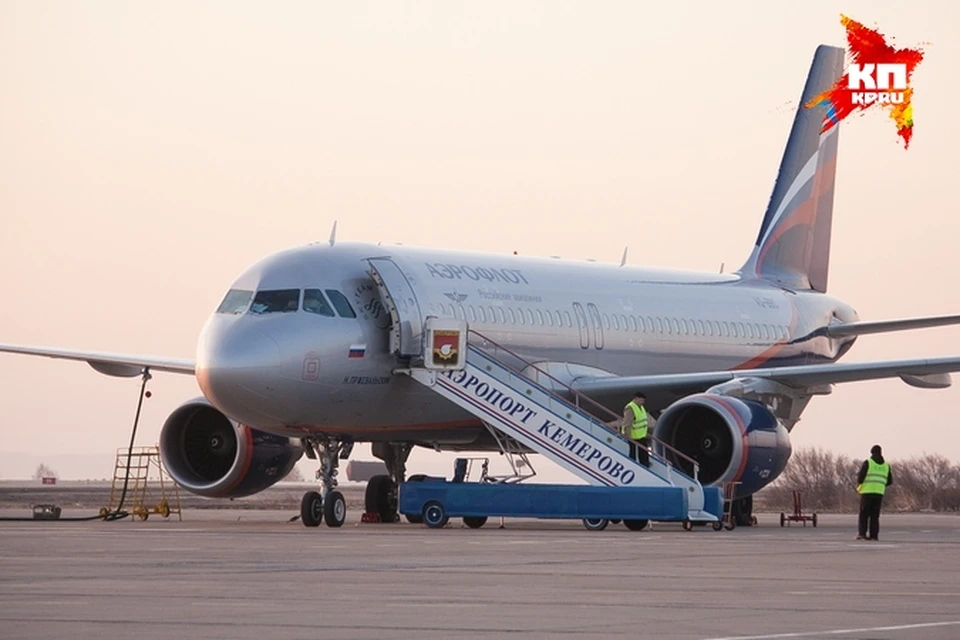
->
[[702, 619, 960, 640]]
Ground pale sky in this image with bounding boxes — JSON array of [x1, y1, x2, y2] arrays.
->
[[1, 1, 958, 481]]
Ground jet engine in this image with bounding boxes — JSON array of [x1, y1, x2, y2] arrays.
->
[[652, 393, 792, 496], [159, 398, 302, 498]]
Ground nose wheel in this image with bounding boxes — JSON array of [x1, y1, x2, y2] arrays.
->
[[300, 437, 352, 528]]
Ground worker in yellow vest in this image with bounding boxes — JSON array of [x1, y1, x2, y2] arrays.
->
[[856, 444, 893, 541], [618, 391, 651, 467]]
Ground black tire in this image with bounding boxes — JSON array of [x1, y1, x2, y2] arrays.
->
[[423, 501, 448, 529], [582, 518, 609, 531], [724, 518, 736, 531], [712, 521, 723, 531], [780, 512, 786, 527], [734, 495, 754, 527], [623, 519, 648, 532], [301, 491, 324, 527], [324, 490, 346, 528], [463, 516, 487, 529], [682, 521, 693, 531], [365, 475, 386, 513]]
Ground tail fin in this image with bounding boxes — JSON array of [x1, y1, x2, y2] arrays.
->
[[738, 45, 845, 293]]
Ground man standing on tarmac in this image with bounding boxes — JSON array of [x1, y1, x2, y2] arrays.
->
[[856, 444, 893, 541], [611, 391, 651, 468]]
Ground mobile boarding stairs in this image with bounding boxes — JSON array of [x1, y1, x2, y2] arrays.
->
[[394, 318, 721, 526]]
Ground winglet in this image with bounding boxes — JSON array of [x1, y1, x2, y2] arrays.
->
[[620, 247, 628, 268], [329, 221, 338, 247]]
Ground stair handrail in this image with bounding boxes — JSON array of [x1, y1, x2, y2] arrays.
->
[[467, 329, 700, 482]]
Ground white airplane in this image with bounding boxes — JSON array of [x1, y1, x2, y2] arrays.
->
[[3, 45, 959, 528]]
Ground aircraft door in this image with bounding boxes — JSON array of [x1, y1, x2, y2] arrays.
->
[[586, 303, 604, 350], [572, 302, 589, 349], [366, 258, 425, 358]]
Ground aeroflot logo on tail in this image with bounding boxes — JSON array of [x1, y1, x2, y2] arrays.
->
[[805, 15, 925, 148]]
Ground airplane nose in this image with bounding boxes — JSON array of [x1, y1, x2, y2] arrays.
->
[[196, 325, 284, 422]]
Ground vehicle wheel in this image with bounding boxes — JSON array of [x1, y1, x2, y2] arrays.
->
[[138, 510, 149, 521], [582, 518, 609, 531], [623, 519, 648, 531], [324, 490, 346, 528], [423, 501, 448, 529], [301, 491, 324, 527], [682, 521, 693, 531], [159, 501, 170, 518], [712, 521, 723, 531], [780, 512, 786, 527], [724, 518, 736, 531], [463, 516, 487, 529], [53, 507, 62, 519], [812, 513, 818, 528]]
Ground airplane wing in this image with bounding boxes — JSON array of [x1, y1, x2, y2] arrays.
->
[[0, 344, 195, 377], [570, 355, 960, 398], [824, 314, 960, 338]]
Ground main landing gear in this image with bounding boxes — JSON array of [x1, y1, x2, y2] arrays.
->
[[366, 442, 413, 523], [299, 437, 352, 528]]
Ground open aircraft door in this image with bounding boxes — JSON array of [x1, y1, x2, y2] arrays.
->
[[367, 258, 425, 358]]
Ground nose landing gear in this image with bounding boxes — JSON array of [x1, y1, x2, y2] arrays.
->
[[299, 437, 352, 528]]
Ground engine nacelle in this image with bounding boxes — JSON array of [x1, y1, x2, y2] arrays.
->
[[653, 393, 792, 496], [159, 398, 302, 498]]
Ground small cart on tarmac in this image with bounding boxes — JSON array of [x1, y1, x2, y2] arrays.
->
[[780, 490, 818, 527]]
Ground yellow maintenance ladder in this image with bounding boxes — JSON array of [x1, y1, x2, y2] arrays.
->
[[102, 445, 182, 521]]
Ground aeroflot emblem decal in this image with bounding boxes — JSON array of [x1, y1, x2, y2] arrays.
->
[[805, 15, 925, 148], [432, 330, 461, 365], [440, 369, 637, 485]]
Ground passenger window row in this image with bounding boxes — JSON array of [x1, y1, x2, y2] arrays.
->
[[215, 288, 357, 318], [428, 302, 790, 342]]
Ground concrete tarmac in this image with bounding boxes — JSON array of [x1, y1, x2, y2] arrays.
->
[[0, 510, 958, 640]]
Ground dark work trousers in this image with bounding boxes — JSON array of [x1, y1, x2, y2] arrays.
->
[[629, 437, 651, 468], [858, 493, 884, 539]]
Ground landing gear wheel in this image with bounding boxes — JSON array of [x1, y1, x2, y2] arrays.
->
[[582, 518, 609, 531], [365, 475, 398, 523], [404, 474, 426, 524], [812, 513, 818, 528], [780, 512, 786, 527], [623, 519, 648, 531], [682, 521, 693, 531], [324, 491, 346, 528], [301, 491, 324, 527], [423, 501, 449, 529], [733, 495, 754, 527], [463, 516, 487, 529], [712, 521, 723, 531]]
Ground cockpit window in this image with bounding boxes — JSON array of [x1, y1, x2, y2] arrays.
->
[[303, 289, 335, 317], [250, 289, 301, 314], [216, 289, 253, 314], [325, 289, 356, 318]]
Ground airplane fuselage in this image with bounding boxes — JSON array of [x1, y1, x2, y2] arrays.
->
[[195, 242, 859, 447]]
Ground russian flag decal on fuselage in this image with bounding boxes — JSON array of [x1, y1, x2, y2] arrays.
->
[[348, 345, 366, 359]]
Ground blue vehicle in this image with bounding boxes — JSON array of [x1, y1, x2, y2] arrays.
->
[[399, 458, 724, 531]]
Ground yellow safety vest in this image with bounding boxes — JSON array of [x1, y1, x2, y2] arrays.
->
[[857, 459, 890, 495], [625, 401, 648, 440]]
